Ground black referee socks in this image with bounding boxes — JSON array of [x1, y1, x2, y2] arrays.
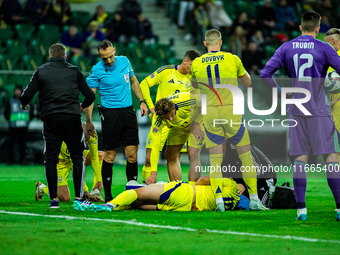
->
[[126, 161, 138, 182], [102, 160, 113, 202]]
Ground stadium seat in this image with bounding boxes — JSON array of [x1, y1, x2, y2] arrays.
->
[[235, 0, 257, 16], [222, 0, 236, 19], [2, 84, 16, 104], [0, 28, 14, 41], [0, 54, 20, 70], [72, 56, 92, 72], [22, 55, 43, 70], [37, 24, 61, 43], [71, 11, 91, 30], [4, 39, 27, 56], [29, 39, 50, 57], [14, 74, 32, 87], [14, 24, 35, 41], [265, 45, 277, 59], [142, 57, 159, 73]]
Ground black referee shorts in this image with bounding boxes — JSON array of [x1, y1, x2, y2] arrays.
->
[[102, 106, 139, 150]]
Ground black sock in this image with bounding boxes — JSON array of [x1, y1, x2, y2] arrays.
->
[[126, 161, 138, 182], [102, 160, 113, 202]]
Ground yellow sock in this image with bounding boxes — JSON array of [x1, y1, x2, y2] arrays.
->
[[239, 151, 257, 195], [92, 160, 103, 189], [42, 185, 49, 196], [112, 205, 131, 211], [108, 189, 138, 207], [142, 166, 152, 183], [150, 147, 160, 172], [83, 182, 88, 193], [209, 153, 223, 200]]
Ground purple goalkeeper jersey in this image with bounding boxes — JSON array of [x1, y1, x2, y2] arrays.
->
[[261, 35, 340, 116]]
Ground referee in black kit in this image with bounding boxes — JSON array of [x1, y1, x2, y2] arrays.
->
[[21, 43, 95, 209]]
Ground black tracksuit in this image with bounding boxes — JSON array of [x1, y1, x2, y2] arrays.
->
[[21, 57, 95, 199]]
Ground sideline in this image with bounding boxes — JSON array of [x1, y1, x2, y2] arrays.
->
[[0, 210, 340, 244]]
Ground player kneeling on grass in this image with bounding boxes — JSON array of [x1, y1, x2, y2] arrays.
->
[[35, 127, 104, 202], [74, 176, 240, 212]]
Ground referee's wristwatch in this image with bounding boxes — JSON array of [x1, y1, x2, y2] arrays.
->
[[140, 99, 146, 104]]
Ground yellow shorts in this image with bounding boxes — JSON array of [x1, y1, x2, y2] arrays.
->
[[189, 123, 205, 149], [146, 123, 169, 151], [157, 181, 194, 211], [204, 105, 250, 149], [147, 123, 188, 152], [57, 150, 89, 186], [167, 127, 190, 146]]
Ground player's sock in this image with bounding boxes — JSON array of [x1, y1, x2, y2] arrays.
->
[[142, 166, 151, 183], [83, 182, 89, 193], [209, 153, 224, 203], [326, 162, 340, 210], [293, 160, 307, 209], [92, 160, 103, 189], [108, 189, 138, 208], [102, 160, 113, 202], [239, 151, 258, 195], [297, 208, 307, 216], [126, 161, 138, 182], [40, 184, 48, 196]]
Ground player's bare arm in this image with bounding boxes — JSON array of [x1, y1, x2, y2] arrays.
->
[[85, 88, 97, 137], [130, 75, 148, 116], [238, 71, 251, 87]]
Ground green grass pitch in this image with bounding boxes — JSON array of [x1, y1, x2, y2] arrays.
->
[[0, 164, 340, 255]]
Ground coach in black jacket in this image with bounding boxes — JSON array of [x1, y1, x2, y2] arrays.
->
[[21, 43, 95, 209]]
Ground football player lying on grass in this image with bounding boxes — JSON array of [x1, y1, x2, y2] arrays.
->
[[73, 176, 241, 212], [35, 126, 104, 202]]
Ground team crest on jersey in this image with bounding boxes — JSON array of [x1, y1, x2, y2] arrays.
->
[[152, 127, 159, 133], [149, 73, 155, 79], [124, 73, 129, 83]]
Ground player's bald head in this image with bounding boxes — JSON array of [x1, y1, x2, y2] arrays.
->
[[205, 29, 222, 47]]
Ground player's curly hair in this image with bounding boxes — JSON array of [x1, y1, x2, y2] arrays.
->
[[155, 98, 175, 116]]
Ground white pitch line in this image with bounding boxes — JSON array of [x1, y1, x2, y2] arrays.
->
[[0, 210, 340, 244]]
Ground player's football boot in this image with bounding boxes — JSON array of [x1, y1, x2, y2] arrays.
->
[[249, 199, 269, 211], [90, 203, 114, 212], [35, 181, 44, 201], [216, 202, 225, 212], [49, 199, 60, 209], [73, 198, 92, 211], [89, 189, 104, 202], [336, 212, 340, 221], [296, 214, 307, 221]]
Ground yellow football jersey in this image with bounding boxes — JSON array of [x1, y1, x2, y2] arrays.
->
[[153, 92, 201, 131], [140, 65, 191, 110], [57, 132, 101, 181], [59, 142, 71, 164], [191, 51, 246, 107], [195, 178, 239, 211], [328, 50, 340, 116]]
